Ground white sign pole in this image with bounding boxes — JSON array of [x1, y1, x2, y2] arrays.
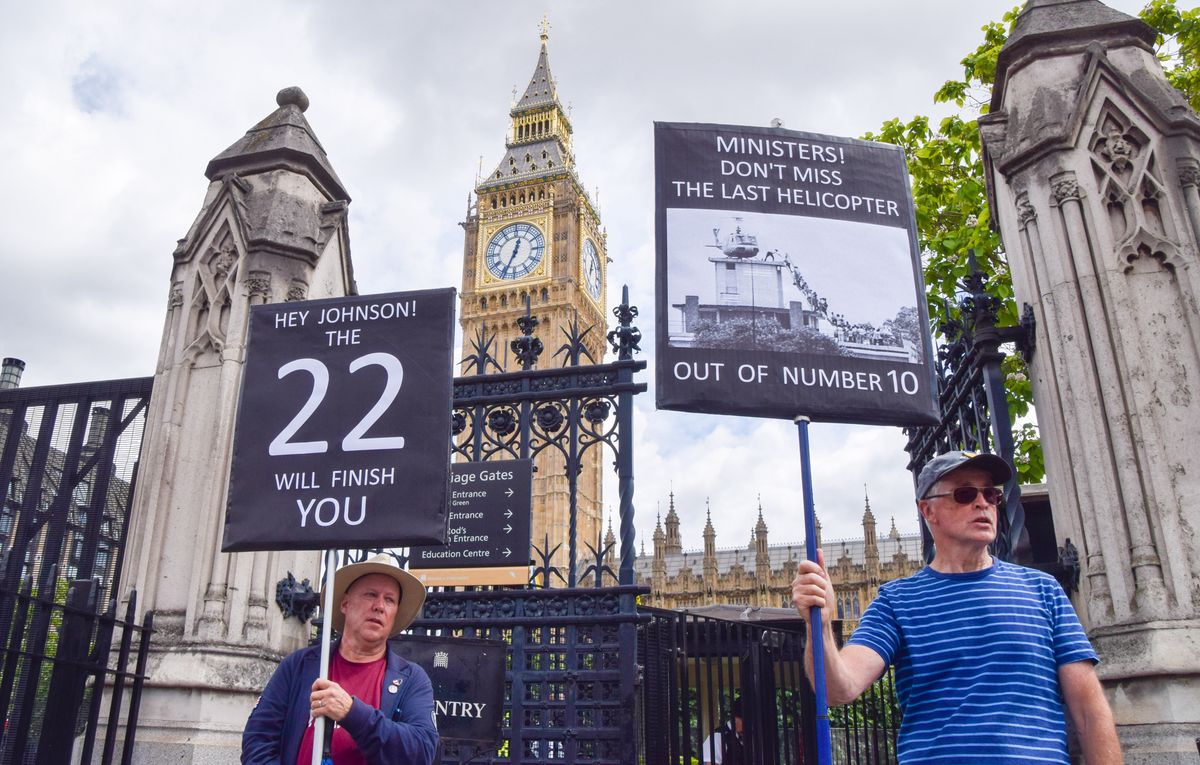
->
[[312, 548, 337, 765]]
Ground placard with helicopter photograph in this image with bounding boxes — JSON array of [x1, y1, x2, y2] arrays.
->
[[654, 121, 938, 426]]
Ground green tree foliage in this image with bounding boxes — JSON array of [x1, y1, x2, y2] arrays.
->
[[1142, 0, 1200, 109], [865, 0, 1200, 483]]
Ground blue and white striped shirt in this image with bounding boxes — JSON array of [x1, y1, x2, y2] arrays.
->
[[847, 559, 1096, 763]]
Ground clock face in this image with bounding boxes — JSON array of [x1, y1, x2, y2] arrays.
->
[[485, 223, 545, 280], [582, 239, 602, 299]]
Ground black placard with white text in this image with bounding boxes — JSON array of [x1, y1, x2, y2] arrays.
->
[[655, 122, 938, 425], [222, 288, 455, 551]]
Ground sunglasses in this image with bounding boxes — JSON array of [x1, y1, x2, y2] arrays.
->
[[924, 486, 1003, 505]]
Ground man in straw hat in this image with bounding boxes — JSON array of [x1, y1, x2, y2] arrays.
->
[[243, 554, 438, 764], [791, 451, 1121, 764]]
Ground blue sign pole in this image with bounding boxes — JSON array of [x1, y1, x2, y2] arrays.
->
[[795, 415, 832, 765]]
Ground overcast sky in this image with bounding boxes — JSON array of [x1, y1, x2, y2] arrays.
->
[[1, 1, 1148, 561]]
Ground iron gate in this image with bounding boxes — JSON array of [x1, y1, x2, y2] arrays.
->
[[0, 375, 155, 764], [398, 292, 647, 763], [412, 585, 643, 763], [310, 291, 906, 763], [450, 291, 645, 588]]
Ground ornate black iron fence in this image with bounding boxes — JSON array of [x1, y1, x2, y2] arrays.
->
[[411, 586, 643, 763], [452, 290, 645, 587], [903, 254, 1034, 563], [0, 375, 153, 764], [428, 294, 646, 763]]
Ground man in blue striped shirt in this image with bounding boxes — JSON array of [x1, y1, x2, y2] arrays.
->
[[791, 451, 1122, 763]]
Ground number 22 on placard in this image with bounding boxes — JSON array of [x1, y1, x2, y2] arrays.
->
[[268, 352, 406, 456]]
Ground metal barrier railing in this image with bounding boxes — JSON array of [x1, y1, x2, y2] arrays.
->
[[639, 608, 814, 765], [829, 667, 900, 765], [0, 578, 153, 765]]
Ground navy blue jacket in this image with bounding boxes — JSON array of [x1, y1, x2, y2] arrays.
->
[[242, 642, 438, 764]]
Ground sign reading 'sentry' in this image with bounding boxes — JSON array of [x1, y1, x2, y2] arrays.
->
[[223, 288, 455, 552], [389, 635, 505, 745], [654, 122, 938, 426]]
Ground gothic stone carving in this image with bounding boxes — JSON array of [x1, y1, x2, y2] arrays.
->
[[1051, 177, 1081, 203], [1016, 194, 1037, 227], [286, 280, 308, 302]]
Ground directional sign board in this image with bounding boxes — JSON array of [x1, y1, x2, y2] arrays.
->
[[409, 460, 533, 587], [222, 288, 455, 552]]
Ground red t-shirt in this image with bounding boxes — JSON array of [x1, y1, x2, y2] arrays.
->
[[296, 651, 388, 765]]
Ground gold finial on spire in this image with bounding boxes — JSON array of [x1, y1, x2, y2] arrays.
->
[[539, 14, 550, 42]]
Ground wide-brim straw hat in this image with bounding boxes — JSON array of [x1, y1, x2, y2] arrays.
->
[[322, 554, 426, 637]]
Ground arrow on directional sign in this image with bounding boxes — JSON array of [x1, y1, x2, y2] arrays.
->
[[505, 488, 514, 497], [503, 548, 512, 557], [504, 509, 513, 518], [503, 524, 513, 534]]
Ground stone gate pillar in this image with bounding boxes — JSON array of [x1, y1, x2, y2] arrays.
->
[[118, 87, 355, 762], [979, 1, 1200, 761]]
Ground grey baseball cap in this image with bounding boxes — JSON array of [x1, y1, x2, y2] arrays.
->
[[915, 451, 1013, 500]]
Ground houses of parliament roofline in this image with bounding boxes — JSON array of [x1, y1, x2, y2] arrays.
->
[[634, 491, 924, 623]]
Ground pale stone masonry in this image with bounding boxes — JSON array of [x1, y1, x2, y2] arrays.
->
[[980, 1, 1200, 760]]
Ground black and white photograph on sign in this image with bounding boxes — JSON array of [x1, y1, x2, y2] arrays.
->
[[223, 288, 456, 552], [666, 208, 923, 363]]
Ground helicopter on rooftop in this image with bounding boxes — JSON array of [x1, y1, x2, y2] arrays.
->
[[707, 217, 759, 259]]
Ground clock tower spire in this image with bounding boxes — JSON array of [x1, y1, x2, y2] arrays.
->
[[461, 23, 606, 363], [459, 25, 608, 581]]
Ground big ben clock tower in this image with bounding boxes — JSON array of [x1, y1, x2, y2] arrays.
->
[[460, 22, 608, 580]]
